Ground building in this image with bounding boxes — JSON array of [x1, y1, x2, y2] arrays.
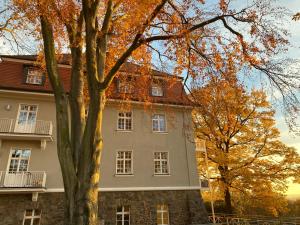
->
[[0, 55, 208, 225]]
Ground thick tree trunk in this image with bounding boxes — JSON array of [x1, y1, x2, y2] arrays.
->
[[224, 187, 233, 214], [72, 92, 105, 225], [64, 101, 104, 225], [218, 165, 233, 214]]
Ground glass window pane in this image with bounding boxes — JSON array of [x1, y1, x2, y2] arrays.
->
[[25, 209, 33, 216], [24, 219, 31, 225], [163, 216, 169, 224], [18, 112, 27, 124], [33, 218, 40, 225], [28, 112, 37, 123], [117, 214, 122, 220], [161, 152, 167, 159], [34, 209, 41, 216], [22, 150, 31, 158], [124, 205, 130, 212]]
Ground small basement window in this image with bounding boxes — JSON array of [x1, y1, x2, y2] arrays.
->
[[25, 67, 45, 85], [157, 204, 169, 225], [23, 209, 41, 225], [116, 206, 130, 225]]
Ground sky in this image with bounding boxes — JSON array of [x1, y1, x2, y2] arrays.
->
[[271, 0, 300, 200], [0, 0, 299, 199]]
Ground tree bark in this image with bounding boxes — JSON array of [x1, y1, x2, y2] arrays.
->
[[40, 13, 103, 225], [40, 1, 169, 224], [224, 187, 233, 214], [218, 165, 233, 214]]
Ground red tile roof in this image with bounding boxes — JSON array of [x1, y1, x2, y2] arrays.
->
[[0, 55, 191, 106]]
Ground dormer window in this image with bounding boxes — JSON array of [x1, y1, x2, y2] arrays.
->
[[118, 76, 134, 94], [151, 84, 163, 96], [24, 67, 45, 85]]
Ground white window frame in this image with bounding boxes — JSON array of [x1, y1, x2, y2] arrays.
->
[[151, 84, 163, 97], [152, 114, 167, 132], [116, 206, 130, 225], [154, 152, 170, 175], [157, 204, 169, 225], [6, 148, 31, 173], [115, 151, 133, 175], [15, 104, 39, 133], [117, 111, 133, 131], [26, 68, 44, 85], [22, 209, 42, 225]]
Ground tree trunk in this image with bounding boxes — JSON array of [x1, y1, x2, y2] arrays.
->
[[71, 91, 104, 225], [224, 187, 233, 214], [62, 100, 104, 225], [218, 165, 233, 214]]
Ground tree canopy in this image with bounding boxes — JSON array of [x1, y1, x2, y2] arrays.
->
[[2, 0, 300, 224], [193, 78, 300, 215]]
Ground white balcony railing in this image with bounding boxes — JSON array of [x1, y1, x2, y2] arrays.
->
[[0, 118, 53, 135], [0, 171, 46, 188]]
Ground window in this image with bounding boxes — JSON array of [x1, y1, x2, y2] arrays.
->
[[118, 77, 134, 94], [8, 149, 31, 173], [118, 112, 132, 131], [157, 204, 169, 225], [154, 152, 169, 175], [152, 114, 166, 132], [116, 151, 133, 175], [23, 209, 41, 225], [15, 104, 38, 133], [25, 67, 44, 85], [116, 206, 130, 225], [151, 84, 163, 97]]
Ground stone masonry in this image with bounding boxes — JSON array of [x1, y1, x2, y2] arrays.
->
[[0, 190, 208, 225]]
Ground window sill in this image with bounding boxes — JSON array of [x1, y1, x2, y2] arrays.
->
[[114, 174, 134, 177], [153, 174, 171, 176], [116, 129, 133, 132], [25, 82, 44, 86], [152, 131, 168, 134]]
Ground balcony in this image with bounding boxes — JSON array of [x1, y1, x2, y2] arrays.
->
[[0, 171, 46, 190], [0, 118, 53, 149]]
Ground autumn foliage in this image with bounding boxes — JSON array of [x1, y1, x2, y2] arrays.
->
[[2, 0, 300, 224], [193, 78, 300, 215]]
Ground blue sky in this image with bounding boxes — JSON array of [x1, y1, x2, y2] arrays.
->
[[271, 0, 300, 199]]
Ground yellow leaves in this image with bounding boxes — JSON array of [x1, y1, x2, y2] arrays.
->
[[193, 77, 300, 214]]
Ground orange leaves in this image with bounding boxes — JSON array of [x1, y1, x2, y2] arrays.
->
[[219, 0, 228, 13], [266, 34, 277, 49], [214, 52, 222, 70], [250, 25, 257, 36]]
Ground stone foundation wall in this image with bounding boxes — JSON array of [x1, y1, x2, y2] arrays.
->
[[0, 190, 208, 225]]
